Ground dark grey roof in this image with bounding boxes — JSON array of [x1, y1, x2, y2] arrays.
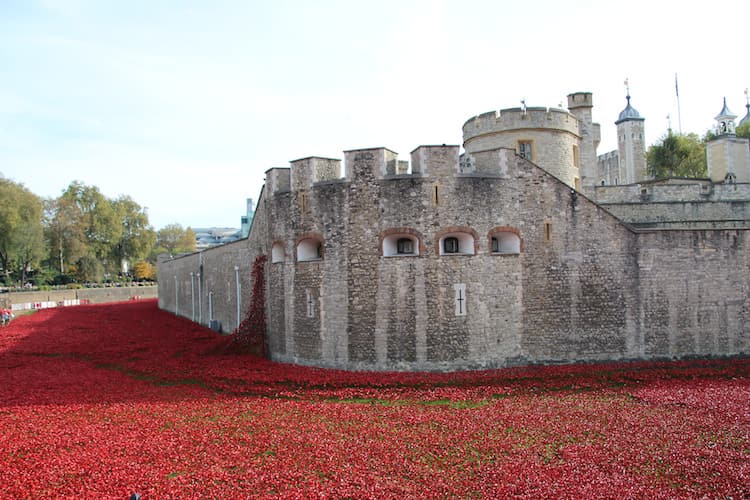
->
[[615, 95, 643, 124], [715, 97, 737, 120], [739, 104, 750, 126]]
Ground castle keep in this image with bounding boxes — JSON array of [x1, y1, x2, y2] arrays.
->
[[158, 91, 750, 371]]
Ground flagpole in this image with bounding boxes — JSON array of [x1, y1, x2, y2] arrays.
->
[[675, 73, 683, 134]]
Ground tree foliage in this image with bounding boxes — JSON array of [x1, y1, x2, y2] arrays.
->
[[2, 176, 202, 285], [111, 196, 156, 269], [0, 179, 45, 284], [646, 132, 707, 179], [737, 121, 750, 139], [43, 182, 158, 283], [132, 261, 156, 281], [155, 224, 196, 256], [44, 196, 86, 274]]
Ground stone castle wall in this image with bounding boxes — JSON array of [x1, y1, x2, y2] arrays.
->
[[597, 150, 619, 185], [156, 187, 270, 332], [593, 181, 750, 229], [158, 145, 750, 370]]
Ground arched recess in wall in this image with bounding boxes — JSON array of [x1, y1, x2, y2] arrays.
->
[[296, 235, 324, 262], [488, 226, 522, 254], [435, 226, 478, 256], [271, 241, 286, 263], [380, 227, 424, 257]]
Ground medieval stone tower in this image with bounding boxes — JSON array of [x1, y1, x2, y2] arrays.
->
[[462, 92, 600, 191], [707, 98, 750, 183], [615, 89, 647, 184], [566, 92, 599, 189]]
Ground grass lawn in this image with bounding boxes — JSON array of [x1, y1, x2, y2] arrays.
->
[[1, 300, 748, 498]]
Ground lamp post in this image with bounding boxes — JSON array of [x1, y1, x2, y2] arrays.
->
[[234, 265, 241, 329], [190, 272, 195, 321], [174, 275, 178, 315], [197, 272, 202, 324]]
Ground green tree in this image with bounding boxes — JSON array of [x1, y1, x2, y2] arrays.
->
[[737, 121, 750, 139], [44, 197, 86, 275], [0, 179, 45, 284], [111, 196, 156, 274], [647, 132, 707, 179], [51, 182, 123, 281], [155, 224, 196, 256]]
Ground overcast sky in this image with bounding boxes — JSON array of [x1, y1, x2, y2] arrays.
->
[[1, 0, 749, 229]]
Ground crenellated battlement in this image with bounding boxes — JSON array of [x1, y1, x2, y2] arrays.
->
[[463, 107, 581, 140], [343, 147, 398, 180], [567, 92, 593, 110], [409, 145, 460, 177], [267, 145, 525, 198], [266, 167, 291, 194], [290, 156, 342, 190]]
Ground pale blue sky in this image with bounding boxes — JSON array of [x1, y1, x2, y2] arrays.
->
[[1, 0, 748, 229]]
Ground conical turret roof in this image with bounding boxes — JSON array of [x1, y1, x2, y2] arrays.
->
[[740, 101, 750, 127], [715, 97, 737, 121], [615, 95, 643, 124]]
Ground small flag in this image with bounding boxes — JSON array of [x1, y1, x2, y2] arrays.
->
[[675, 74, 679, 98]]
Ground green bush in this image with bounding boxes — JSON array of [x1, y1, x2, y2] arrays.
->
[[53, 274, 75, 286]]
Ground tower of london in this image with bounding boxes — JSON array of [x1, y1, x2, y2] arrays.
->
[[158, 90, 750, 371]]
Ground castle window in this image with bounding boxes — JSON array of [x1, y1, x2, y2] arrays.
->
[[492, 233, 521, 254], [490, 231, 521, 254], [543, 221, 552, 242], [396, 238, 414, 255], [518, 141, 533, 160], [380, 229, 423, 257], [439, 233, 475, 256], [444, 237, 459, 254], [572, 145, 579, 168], [297, 237, 323, 262], [271, 242, 286, 263], [437, 228, 477, 256], [432, 183, 440, 205]]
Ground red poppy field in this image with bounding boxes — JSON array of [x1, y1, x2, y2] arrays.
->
[[1, 300, 748, 499]]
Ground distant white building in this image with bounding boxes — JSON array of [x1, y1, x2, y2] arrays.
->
[[194, 227, 242, 250], [192, 199, 255, 250]]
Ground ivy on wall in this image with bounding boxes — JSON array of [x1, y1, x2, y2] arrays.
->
[[233, 254, 267, 356]]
